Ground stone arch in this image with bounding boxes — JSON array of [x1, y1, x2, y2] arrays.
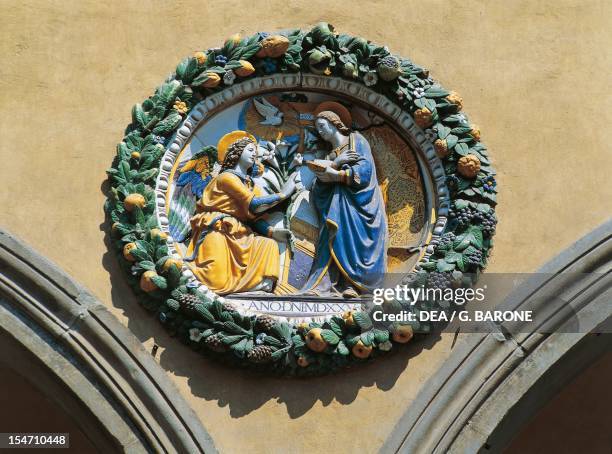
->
[[0, 230, 217, 453], [382, 219, 612, 453]]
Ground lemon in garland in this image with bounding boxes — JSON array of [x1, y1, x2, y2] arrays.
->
[[352, 340, 373, 359], [123, 242, 137, 262], [140, 271, 159, 293], [305, 328, 328, 352], [124, 193, 146, 212]]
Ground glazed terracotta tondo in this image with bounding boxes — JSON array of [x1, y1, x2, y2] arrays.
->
[[106, 23, 497, 375]]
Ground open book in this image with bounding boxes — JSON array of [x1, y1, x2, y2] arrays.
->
[[305, 159, 334, 172]]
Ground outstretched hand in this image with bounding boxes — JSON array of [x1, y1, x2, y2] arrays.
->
[[280, 172, 303, 197], [259, 142, 276, 164]]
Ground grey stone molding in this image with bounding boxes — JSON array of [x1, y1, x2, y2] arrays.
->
[[382, 218, 612, 453], [1, 215, 607, 453], [0, 230, 217, 453]]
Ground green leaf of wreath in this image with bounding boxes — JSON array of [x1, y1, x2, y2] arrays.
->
[[222, 321, 247, 335], [424, 98, 437, 111], [175, 58, 189, 80], [467, 226, 484, 249], [456, 255, 467, 272], [222, 334, 246, 345], [455, 199, 469, 210], [437, 125, 451, 139], [436, 259, 456, 272], [353, 312, 373, 331], [446, 134, 458, 149], [424, 86, 450, 98], [360, 330, 375, 346], [420, 261, 437, 271], [165, 264, 181, 288], [152, 112, 182, 135], [336, 341, 350, 355], [444, 251, 463, 264], [132, 103, 148, 129], [139, 260, 156, 271], [292, 334, 305, 348], [225, 61, 244, 70], [264, 336, 284, 348], [272, 346, 291, 361], [270, 323, 292, 342], [455, 142, 469, 156], [151, 275, 167, 290], [129, 247, 151, 262], [453, 233, 472, 251], [183, 58, 199, 84], [239, 43, 261, 60], [157, 81, 182, 108], [328, 317, 344, 336], [230, 338, 249, 357], [452, 126, 472, 135], [321, 329, 340, 345], [476, 203, 492, 213], [373, 329, 389, 343]]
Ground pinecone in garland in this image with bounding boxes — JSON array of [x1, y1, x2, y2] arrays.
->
[[465, 249, 484, 268], [473, 211, 497, 237], [427, 272, 452, 290], [437, 232, 456, 251], [222, 301, 238, 313], [255, 314, 277, 332], [377, 55, 401, 81], [178, 293, 200, 313], [247, 345, 274, 363], [450, 206, 474, 229], [204, 333, 226, 352]]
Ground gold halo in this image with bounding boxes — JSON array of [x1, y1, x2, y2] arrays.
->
[[313, 101, 352, 129], [216, 130, 257, 163]]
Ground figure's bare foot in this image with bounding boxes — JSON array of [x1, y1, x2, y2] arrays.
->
[[342, 286, 359, 298]]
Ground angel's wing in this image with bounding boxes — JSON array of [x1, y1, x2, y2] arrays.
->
[[253, 97, 280, 119], [168, 146, 217, 243]]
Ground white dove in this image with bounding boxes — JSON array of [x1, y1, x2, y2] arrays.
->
[[253, 97, 284, 126]]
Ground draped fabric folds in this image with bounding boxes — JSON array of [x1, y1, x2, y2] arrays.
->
[[302, 133, 388, 292], [185, 172, 279, 294]]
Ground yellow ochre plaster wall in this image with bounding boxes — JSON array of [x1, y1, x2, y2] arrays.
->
[[0, 1, 610, 452]]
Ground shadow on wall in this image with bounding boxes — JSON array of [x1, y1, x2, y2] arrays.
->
[[100, 180, 441, 418]]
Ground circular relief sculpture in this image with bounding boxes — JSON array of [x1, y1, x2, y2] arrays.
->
[[106, 23, 498, 375]]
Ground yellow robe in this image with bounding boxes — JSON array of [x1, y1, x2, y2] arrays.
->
[[185, 171, 280, 294]]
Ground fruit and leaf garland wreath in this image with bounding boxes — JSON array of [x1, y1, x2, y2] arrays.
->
[[106, 23, 497, 376]]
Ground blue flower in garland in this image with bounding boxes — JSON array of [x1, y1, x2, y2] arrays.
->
[[482, 176, 497, 192], [159, 312, 168, 323], [257, 31, 270, 40], [255, 333, 267, 345], [215, 55, 228, 66], [262, 58, 277, 74], [153, 135, 165, 145]]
